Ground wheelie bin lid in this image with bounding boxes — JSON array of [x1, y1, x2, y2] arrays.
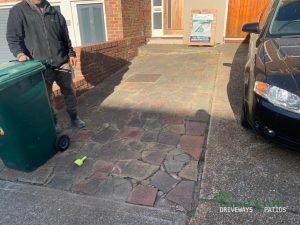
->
[[0, 60, 46, 91]]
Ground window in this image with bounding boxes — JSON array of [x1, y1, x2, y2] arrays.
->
[[76, 3, 106, 45], [269, 0, 300, 35], [0, 8, 12, 63]]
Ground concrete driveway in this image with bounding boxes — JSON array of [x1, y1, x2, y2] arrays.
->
[[190, 44, 300, 225]]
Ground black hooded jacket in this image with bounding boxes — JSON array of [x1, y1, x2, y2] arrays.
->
[[6, 0, 75, 67]]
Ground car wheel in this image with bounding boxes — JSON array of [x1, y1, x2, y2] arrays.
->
[[241, 100, 251, 129]]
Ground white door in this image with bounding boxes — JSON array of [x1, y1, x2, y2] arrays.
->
[[151, 0, 164, 37]]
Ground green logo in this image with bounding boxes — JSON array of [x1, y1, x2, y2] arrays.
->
[[214, 191, 288, 211], [0, 127, 4, 136]]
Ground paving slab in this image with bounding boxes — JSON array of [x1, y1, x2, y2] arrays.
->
[[17, 167, 54, 185], [72, 177, 102, 195], [185, 121, 207, 136], [179, 161, 198, 181], [114, 127, 144, 140], [141, 130, 160, 143], [112, 160, 159, 181], [164, 149, 191, 173], [150, 171, 179, 193], [179, 135, 205, 160], [128, 185, 158, 207], [91, 127, 119, 144], [47, 174, 73, 191], [158, 131, 181, 147], [96, 176, 132, 201], [165, 124, 185, 135], [142, 150, 167, 166], [166, 149, 191, 163], [0, 168, 26, 182], [166, 181, 195, 211]]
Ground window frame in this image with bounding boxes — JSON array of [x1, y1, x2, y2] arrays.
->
[[71, 0, 108, 46]]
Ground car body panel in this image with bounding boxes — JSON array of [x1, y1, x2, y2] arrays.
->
[[243, 0, 300, 150]]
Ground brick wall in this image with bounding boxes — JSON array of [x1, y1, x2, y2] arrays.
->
[[121, 0, 145, 38], [53, 36, 146, 108], [142, 0, 152, 38], [106, 0, 151, 40], [105, 0, 124, 41]]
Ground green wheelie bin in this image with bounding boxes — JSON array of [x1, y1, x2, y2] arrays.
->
[[0, 60, 70, 172]]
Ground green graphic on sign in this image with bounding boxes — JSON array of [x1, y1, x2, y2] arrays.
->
[[191, 14, 214, 43]]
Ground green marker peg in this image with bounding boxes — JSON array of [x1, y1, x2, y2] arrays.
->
[[74, 156, 87, 167]]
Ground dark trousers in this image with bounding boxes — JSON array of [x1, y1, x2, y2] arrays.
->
[[44, 63, 77, 122]]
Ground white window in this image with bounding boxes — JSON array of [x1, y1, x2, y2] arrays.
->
[[0, 6, 12, 63], [71, 0, 107, 46]]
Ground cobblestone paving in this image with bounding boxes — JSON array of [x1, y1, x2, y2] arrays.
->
[[0, 47, 220, 214]]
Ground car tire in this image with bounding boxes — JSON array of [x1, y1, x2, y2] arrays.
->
[[241, 101, 251, 129]]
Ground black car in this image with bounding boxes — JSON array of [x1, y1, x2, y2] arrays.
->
[[242, 0, 300, 150]]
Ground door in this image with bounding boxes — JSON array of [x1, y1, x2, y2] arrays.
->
[[226, 0, 270, 41], [164, 0, 184, 35], [0, 8, 14, 63], [152, 0, 164, 37], [77, 3, 106, 45]]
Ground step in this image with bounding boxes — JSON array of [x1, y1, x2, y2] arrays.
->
[[139, 44, 218, 56], [0, 181, 187, 225], [147, 38, 184, 45]]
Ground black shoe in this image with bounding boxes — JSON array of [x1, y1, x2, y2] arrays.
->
[[71, 117, 86, 128]]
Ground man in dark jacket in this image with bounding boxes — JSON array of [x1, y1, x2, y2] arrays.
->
[[6, 0, 85, 130]]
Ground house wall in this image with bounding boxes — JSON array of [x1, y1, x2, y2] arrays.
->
[[184, 0, 227, 44], [105, 0, 123, 41], [121, 0, 144, 38], [141, 0, 151, 38], [0, 0, 148, 108]]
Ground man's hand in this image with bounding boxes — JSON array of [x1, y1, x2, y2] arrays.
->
[[69, 56, 77, 67], [18, 55, 30, 62]]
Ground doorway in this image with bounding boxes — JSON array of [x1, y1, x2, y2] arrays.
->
[[151, 0, 184, 37]]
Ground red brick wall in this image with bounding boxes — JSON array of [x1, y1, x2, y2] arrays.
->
[[106, 0, 151, 40], [142, 0, 152, 38], [121, 0, 145, 38], [53, 36, 146, 107], [105, 0, 124, 41]]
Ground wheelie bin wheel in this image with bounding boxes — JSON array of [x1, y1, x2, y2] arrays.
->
[[56, 135, 70, 152]]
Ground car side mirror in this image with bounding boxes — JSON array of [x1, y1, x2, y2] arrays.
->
[[242, 22, 260, 34]]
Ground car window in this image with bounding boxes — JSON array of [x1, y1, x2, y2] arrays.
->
[[259, 0, 274, 30], [269, 0, 300, 35]]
